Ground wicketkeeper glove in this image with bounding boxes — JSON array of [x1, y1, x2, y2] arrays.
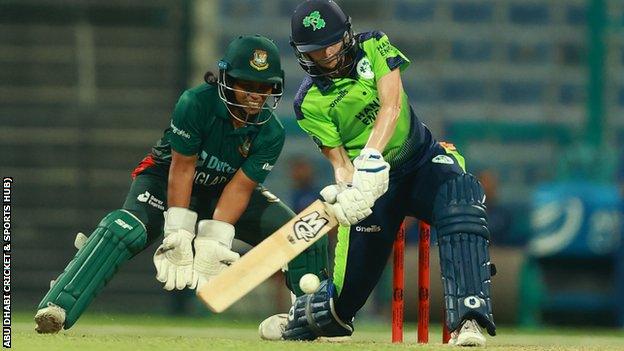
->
[[153, 207, 197, 290], [189, 219, 240, 290]]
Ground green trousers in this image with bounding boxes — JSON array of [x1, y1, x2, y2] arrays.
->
[[123, 173, 329, 295], [37, 173, 328, 329]]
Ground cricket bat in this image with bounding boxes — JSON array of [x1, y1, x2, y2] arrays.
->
[[197, 199, 337, 313]]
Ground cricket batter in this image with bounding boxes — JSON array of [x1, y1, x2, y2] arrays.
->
[[279, 0, 497, 346], [34, 35, 328, 334]]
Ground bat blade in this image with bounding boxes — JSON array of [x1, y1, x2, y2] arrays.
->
[[197, 200, 337, 313]]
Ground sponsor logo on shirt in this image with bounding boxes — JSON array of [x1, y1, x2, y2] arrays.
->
[[197, 152, 237, 174], [354, 97, 380, 126], [432, 155, 454, 165], [376, 40, 393, 57], [262, 163, 274, 171], [356, 57, 374, 80], [206, 155, 236, 173], [194, 172, 229, 187], [329, 89, 348, 109], [193, 151, 238, 186], [170, 121, 191, 139], [136, 191, 165, 210], [355, 225, 382, 233], [193, 153, 237, 187]]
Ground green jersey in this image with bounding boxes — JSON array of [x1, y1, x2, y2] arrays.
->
[[139, 83, 285, 189], [294, 31, 431, 168]]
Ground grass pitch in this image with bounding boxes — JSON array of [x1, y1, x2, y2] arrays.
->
[[11, 312, 624, 351]]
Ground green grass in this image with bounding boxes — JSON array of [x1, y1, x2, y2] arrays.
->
[[12, 312, 624, 351]]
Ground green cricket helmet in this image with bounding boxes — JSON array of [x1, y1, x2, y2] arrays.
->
[[217, 35, 284, 125]]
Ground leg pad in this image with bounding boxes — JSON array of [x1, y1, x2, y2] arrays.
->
[[37, 209, 147, 329], [434, 174, 496, 336]]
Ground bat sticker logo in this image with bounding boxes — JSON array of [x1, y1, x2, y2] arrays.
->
[[292, 211, 329, 242]]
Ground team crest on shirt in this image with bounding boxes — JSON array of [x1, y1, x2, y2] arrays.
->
[[356, 57, 374, 79], [250, 49, 269, 71], [238, 137, 252, 157]]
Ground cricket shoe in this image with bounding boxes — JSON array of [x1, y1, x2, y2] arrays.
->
[[449, 319, 486, 347], [34, 303, 66, 334], [257, 313, 352, 342], [258, 313, 288, 340], [317, 336, 352, 342]]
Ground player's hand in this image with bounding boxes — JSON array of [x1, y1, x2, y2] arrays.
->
[[352, 148, 390, 206], [319, 183, 346, 204], [153, 207, 197, 290], [190, 219, 240, 290], [320, 185, 372, 226]]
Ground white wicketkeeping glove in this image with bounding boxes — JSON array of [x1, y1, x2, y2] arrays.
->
[[320, 184, 373, 226], [189, 219, 240, 290], [153, 207, 197, 290], [352, 148, 390, 206]]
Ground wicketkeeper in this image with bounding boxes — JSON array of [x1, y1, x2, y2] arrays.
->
[[34, 35, 328, 335]]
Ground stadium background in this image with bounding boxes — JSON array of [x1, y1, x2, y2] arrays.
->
[[1, 0, 623, 329]]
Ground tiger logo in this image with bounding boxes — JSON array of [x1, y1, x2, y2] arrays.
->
[[250, 49, 269, 71]]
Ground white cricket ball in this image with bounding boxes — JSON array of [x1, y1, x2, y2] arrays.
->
[[299, 274, 321, 294]]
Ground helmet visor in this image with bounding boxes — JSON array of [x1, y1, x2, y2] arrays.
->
[[294, 31, 356, 77], [217, 71, 283, 125]]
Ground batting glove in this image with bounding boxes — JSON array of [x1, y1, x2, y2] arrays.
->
[[319, 184, 345, 204], [352, 148, 390, 206], [320, 185, 372, 226]]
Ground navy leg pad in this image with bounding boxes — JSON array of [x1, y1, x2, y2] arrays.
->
[[434, 174, 496, 336], [282, 280, 353, 340], [439, 233, 495, 335]]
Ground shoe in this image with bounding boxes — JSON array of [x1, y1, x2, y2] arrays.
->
[[34, 303, 66, 334], [317, 336, 352, 342], [258, 313, 288, 340], [449, 319, 486, 347]]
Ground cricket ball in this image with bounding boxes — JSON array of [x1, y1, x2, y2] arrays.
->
[[299, 273, 321, 294]]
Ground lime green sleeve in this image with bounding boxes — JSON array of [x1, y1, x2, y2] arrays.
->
[[363, 32, 411, 79], [295, 96, 342, 149]]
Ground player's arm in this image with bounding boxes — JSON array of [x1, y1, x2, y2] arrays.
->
[[188, 169, 254, 289], [191, 145, 275, 289], [213, 169, 258, 224], [321, 145, 354, 185], [349, 68, 400, 207], [365, 68, 402, 152], [350, 32, 410, 204], [167, 150, 197, 208], [296, 98, 371, 225], [154, 92, 202, 290]]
